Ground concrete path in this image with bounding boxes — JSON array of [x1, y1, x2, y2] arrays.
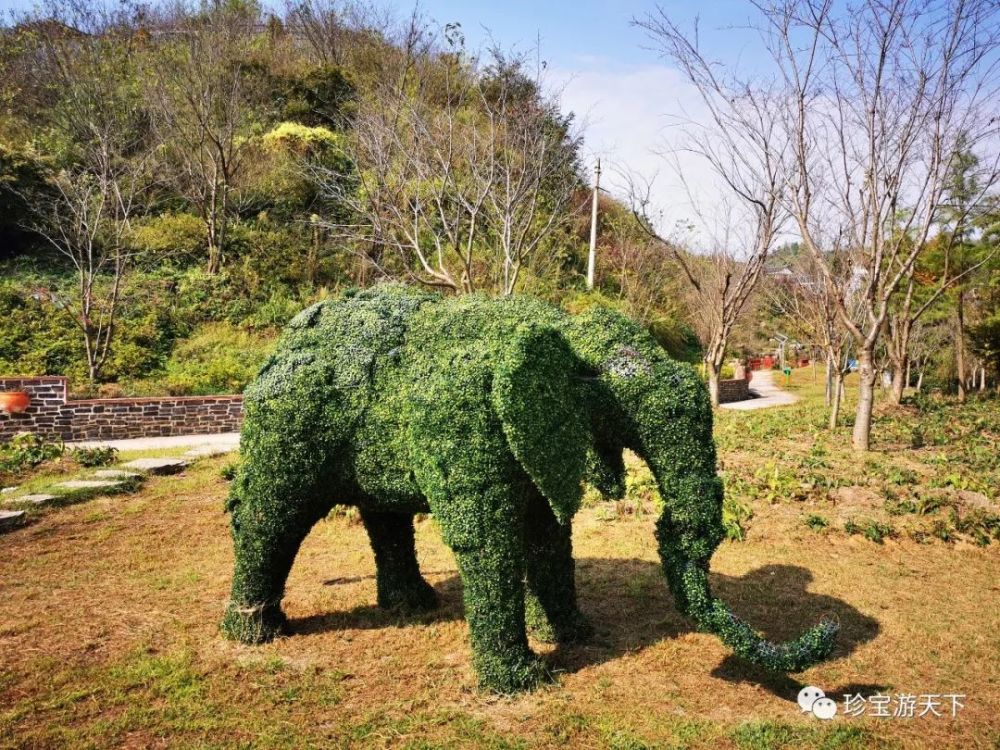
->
[[69, 432, 240, 452], [720, 369, 799, 411]]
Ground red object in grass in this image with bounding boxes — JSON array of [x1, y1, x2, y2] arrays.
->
[[0, 391, 31, 414]]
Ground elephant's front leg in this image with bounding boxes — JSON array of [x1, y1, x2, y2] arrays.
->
[[524, 494, 593, 644], [453, 527, 545, 694], [360, 509, 438, 611]]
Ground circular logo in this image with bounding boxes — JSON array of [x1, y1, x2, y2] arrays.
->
[[797, 686, 825, 713], [812, 697, 838, 720]]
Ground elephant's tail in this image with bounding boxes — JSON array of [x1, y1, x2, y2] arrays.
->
[[675, 560, 839, 672]]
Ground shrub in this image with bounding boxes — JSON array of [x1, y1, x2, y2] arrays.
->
[[862, 520, 895, 544], [245, 289, 303, 329], [804, 514, 829, 531], [129, 322, 276, 396], [130, 213, 206, 262], [843, 517, 895, 543], [723, 495, 753, 541], [72, 446, 118, 468], [0, 278, 85, 378], [0, 432, 64, 481], [884, 496, 918, 516], [0, 271, 178, 386], [951, 508, 1000, 546], [261, 122, 344, 154]]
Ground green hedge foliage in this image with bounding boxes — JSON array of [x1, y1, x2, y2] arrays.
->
[[222, 285, 837, 692], [127, 322, 276, 396]]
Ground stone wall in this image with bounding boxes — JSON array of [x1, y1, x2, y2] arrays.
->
[[718, 377, 751, 404], [2, 371, 751, 441], [0, 377, 243, 442]]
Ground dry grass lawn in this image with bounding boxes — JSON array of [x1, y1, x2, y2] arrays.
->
[[1, 374, 998, 749]]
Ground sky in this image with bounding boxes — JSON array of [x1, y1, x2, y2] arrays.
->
[[411, 1, 768, 233]]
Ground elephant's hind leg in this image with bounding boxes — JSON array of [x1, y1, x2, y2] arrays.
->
[[524, 494, 593, 643], [360, 509, 438, 611], [222, 453, 335, 644]]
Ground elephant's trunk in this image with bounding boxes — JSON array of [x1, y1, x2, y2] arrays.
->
[[671, 556, 839, 672], [651, 469, 838, 673], [626, 375, 839, 673]]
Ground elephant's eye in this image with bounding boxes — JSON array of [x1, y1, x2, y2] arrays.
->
[[603, 345, 652, 378]]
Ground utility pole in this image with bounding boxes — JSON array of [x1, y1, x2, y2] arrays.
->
[[586, 158, 601, 290]]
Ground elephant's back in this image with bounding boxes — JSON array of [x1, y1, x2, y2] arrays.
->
[[281, 284, 439, 363], [245, 285, 439, 404], [403, 294, 568, 370]]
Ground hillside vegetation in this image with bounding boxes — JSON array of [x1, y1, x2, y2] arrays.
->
[[0, 0, 696, 396]]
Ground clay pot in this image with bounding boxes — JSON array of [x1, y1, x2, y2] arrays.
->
[[0, 391, 31, 414]]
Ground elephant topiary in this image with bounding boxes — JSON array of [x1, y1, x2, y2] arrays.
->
[[222, 285, 838, 693]]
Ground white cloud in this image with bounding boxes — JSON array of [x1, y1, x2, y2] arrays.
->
[[549, 62, 723, 237]]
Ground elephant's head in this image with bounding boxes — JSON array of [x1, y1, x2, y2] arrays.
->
[[492, 305, 838, 673]]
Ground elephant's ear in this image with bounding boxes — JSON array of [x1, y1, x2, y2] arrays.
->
[[493, 324, 591, 524]]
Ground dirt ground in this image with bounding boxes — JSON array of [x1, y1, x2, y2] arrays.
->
[[1, 453, 998, 749]]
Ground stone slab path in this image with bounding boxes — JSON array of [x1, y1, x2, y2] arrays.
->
[[69, 432, 239, 452], [0, 510, 25, 530], [720, 369, 799, 411], [52, 479, 125, 491], [3, 494, 55, 507], [119, 458, 189, 475], [182, 444, 233, 458], [1, 447, 217, 532], [93, 470, 142, 480]]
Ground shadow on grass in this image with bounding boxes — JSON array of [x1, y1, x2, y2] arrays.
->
[[289, 559, 880, 698], [706, 564, 884, 702]]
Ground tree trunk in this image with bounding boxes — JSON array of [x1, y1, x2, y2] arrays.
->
[[852, 348, 876, 452], [916, 371, 924, 392], [824, 356, 833, 407], [85, 338, 99, 383], [706, 363, 721, 408], [308, 224, 320, 287], [889, 357, 906, 405], [829, 369, 844, 430], [956, 290, 966, 402], [206, 181, 219, 275]]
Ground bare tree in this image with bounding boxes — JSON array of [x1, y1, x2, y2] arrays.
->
[[16, 0, 151, 382], [628, 11, 790, 407], [629, 179, 778, 407], [30, 169, 147, 382], [144, 2, 265, 274], [284, 0, 391, 70], [313, 40, 580, 294], [768, 248, 861, 428], [757, 0, 1000, 449], [599, 200, 688, 324]]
